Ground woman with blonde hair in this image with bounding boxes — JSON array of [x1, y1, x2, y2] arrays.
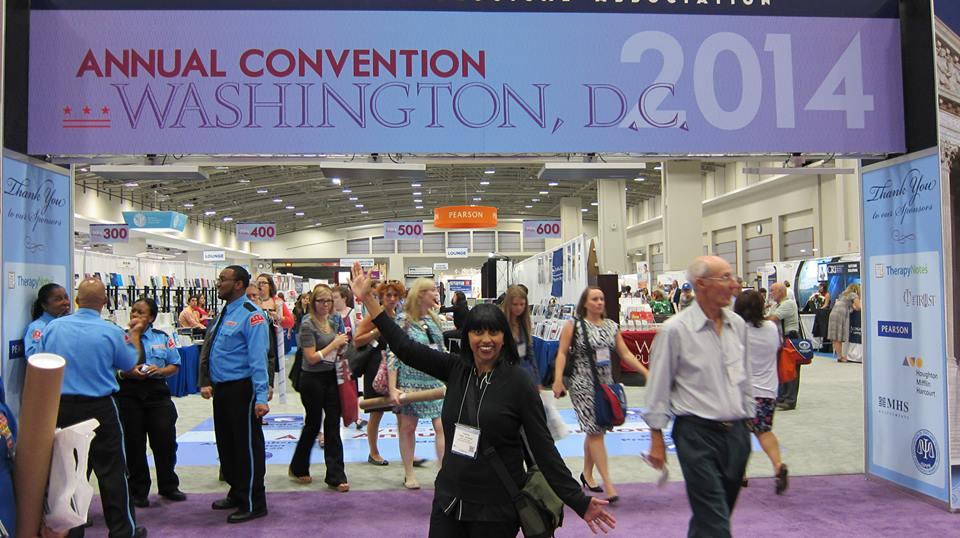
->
[[552, 286, 649, 502], [388, 278, 447, 489], [501, 285, 539, 385], [354, 280, 407, 466], [827, 283, 862, 363], [289, 284, 350, 491]]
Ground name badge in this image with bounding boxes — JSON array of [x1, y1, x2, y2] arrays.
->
[[517, 342, 527, 358], [451, 423, 481, 459], [323, 351, 339, 363], [595, 347, 611, 367]]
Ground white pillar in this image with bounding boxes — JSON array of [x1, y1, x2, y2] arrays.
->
[[560, 197, 583, 241], [596, 179, 629, 274], [663, 161, 703, 271]]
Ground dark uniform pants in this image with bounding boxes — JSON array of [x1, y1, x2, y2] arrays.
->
[[116, 379, 180, 499], [57, 395, 137, 538], [428, 500, 520, 538], [213, 377, 267, 512], [673, 416, 751, 538]]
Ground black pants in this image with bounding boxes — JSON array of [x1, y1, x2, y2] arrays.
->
[[57, 395, 137, 538], [442, 329, 461, 353], [777, 330, 801, 408], [116, 379, 180, 499], [672, 417, 751, 538], [213, 378, 267, 512], [428, 499, 520, 538], [289, 370, 347, 485]]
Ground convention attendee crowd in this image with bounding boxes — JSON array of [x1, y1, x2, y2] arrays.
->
[[1, 254, 836, 537]]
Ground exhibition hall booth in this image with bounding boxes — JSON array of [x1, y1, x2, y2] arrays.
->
[[5, 1, 960, 535]]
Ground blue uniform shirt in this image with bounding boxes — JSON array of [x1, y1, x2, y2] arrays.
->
[[208, 296, 269, 404], [0, 401, 16, 535], [138, 326, 181, 369], [40, 308, 138, 397], [24, 311, 56, 358]]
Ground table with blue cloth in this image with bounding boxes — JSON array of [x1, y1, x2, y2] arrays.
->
[[532, 336, 560, 382], [167, 345, 200, 397]]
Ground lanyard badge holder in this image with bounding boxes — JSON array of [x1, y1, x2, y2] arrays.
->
[[451, 370, 490, 459]]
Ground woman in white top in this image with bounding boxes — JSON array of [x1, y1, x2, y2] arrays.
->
[[734, 289, 789, 495]]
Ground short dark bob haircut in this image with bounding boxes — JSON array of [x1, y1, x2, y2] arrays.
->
[[458, 303, 521, 366], [134, 297, 160, 321]]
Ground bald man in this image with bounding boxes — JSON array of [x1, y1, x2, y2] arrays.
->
[[645, 256, 754, 538], [41, 278, 149, 537]]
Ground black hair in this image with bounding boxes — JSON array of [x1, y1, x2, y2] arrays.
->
[[459, 304, 521, 366], [226, 265, 251, 288], [134, 296, 159, 321], [517, 284, 529, 295], [733, 289, 766, 328], [32, 283, 65, 320], [453, 291, 467, 305]]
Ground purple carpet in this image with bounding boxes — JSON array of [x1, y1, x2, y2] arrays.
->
[[87, 474, 958, 537]]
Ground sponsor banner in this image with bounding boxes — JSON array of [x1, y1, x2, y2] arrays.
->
[[384, 221, 424, 241], [445, 247, 468, 259], [447, 279, 472, 297], [89, 223, 129, 243], [29, 11, 904, 154], [121, 210, 188, 232], [29, 0, 901, 18], [523, 220, 562, 239], [861, 148, 949, 503], [551, 248, 563, 297], [2, 153, 73, 415], [236, 222, 276, 242], [435, 206, 497, 229], [202, 250, 226, 261]]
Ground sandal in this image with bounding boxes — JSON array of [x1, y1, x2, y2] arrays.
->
[[328, 482, 350, 493], [412, 458, 428, 467], [288, 470, 312, 485], [403, 478, 421, 490], [368, 455, 390, 466], [775, 464, 789, 495]]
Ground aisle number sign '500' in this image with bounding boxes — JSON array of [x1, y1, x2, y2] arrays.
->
[[385, 221, 424, 240], [236, 223, 277, 242]]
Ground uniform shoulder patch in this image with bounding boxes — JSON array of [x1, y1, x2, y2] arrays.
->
[[243, 302, 258, 312], [167, 338, 176, 348], [250, 313, 266, 327], [31, 329, 42, 342]]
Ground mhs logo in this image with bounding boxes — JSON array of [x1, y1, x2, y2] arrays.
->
[[878, 396, 909, 413]]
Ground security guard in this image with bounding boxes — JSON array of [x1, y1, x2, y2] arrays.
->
[[40, 278, 148, 538], [116, 297, 186, 508], [199, 265, 270, 524], [24, 282, 71, 357]]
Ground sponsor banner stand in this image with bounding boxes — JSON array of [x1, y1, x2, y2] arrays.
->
[[1, 150, 74, 416], [861, 147, 951, 506]]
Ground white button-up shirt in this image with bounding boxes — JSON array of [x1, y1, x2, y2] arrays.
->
[[644, 301, 755, 430]]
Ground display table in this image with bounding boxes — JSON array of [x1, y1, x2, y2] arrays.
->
[[168, 345, 200, 397], [620, 330, 657, 372], [532, 336, 560, 381]]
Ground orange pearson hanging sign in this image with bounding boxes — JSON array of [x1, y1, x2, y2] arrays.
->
[[433, 205, 498, 228]]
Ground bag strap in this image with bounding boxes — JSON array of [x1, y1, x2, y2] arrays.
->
[[580, 317, 601, 388], [483, 445, 524, 502]]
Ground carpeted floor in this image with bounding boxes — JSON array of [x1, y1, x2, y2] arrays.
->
[[87, 474, 959, 537]]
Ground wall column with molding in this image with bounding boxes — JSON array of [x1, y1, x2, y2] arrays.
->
[[596, 179, 629, 274], [663, 161, 703, 270], [560, 197, 583, 241]]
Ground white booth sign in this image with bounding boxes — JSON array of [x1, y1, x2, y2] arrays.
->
[[433, 263, 449, 271], [446, 248, 469, 258], [203, 250, 226, 262]]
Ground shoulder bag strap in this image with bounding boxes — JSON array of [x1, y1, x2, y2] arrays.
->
[[483, 445, 524, 502], [580, 317, 601, 389]]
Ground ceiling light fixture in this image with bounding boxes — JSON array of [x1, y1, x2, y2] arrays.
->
[[415, 205, 424, 209], [205, 210, 216, 216], [356, 204, 364, 208], [295, 212, 305, 216], [547, 182, 559, 187], [238, 178, 250, 183], [479, 180, 490, 186], [634, 176, 646, 182], [183, 203, 194, 208], [591, 202, 599, 206], [331, 177, 341, 185], [525, 205, 533, 209], [342, 188, 352, 193], [222, 216, 234, 222], [411, 183, 422, 187], [414, 199, 422, 203], [124, 182, 139, 187], [361, 210, 369, 214], [256, 189, 268, 193], [412, 191, 422, 196], [273, 198, 283, 203], [539, 191, 549, 195], [349, 196, 358, 201], [484, 168, 495, 174], [285, 205, 295, 210], [473, 197, 482, 201], [531, 198, 540, 202]]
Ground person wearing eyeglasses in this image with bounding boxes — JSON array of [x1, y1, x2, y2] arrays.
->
[[198, 266, 270, 524], [645, 256, 754, 538], [288, 284, 350, 492]]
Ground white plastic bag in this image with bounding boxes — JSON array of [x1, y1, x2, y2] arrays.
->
[[846, 342, 863, 363], [539, 392, 569, 441], [44, 419, 99, 533]]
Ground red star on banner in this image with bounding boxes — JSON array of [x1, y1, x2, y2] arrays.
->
[[101, 106, 110, 115], [63, 106, 72, 115], [82, 105, 91, 115]]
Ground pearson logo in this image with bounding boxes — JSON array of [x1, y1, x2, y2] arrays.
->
[[878, 320, 912, 339]]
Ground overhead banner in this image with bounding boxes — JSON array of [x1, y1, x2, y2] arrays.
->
[[28, 3, 904, 154], [121, 210, 188, 232], [2, 152, 73, 415], [862, 148, 950, 504], [551, 248, 564, 298]]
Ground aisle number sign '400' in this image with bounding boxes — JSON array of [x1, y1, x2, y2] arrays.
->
[[236, 223, 277, 242], [28, 10, 903, 154]]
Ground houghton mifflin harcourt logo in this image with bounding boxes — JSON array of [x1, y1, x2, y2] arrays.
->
[[877, 396, 910, 419], [905, 356, 941, 399], [875, 264, 928, 279], [912, 430, 940, 475], [878, 320, 912, 339]]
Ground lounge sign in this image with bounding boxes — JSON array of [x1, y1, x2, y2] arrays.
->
[[28, 2, 904, 154]]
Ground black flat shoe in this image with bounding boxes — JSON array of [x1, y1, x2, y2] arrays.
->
[[606, 496, 619, 504], [227, 508, 268, 524], [775, 464, 789, 495], [133, 527, 148, 538], [580, 473, 603, 493], [160, 490, 187, 502], [211, 498, 239, 510], [412, 458, 428, 467], [368, 455, 390, 466], [132, 496, 149, 508]]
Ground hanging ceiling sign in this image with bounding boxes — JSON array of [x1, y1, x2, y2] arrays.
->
[[523, 220, 561, 239], [384, 221, 424, 240], [434, 206, 497, 229], [236, 222, 277, 242], [121, 211, 188, 232], [89, 223, 129, 243], [27, 3, 903, 155]]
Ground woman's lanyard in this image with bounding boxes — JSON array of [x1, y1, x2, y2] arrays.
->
[[451, 369, 491, 459]]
